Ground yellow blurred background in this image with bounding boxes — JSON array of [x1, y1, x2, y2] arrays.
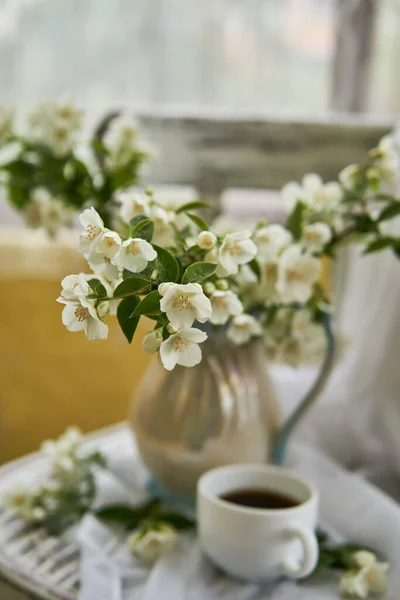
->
[[0, 230, 152, 463]]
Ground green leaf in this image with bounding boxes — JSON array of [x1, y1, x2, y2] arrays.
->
[[129, 214, 149, 229], [131, 290, 162, 317], [113, 277, 153, 298], [130, 218, 154, 242], [153, 245, 179, 283], [186, 212, 209, 231], [86, 451, 107, 468], [43, 511, 76, 536], [364, 236, 399, 254], [374, 193, 399, 203], [95, 500, 161, 527], [182, 261, 217, 284], [175, 201, 211, 214], [351, 214, 379, 233], [286, 201, 306, 240], [117, 296, 140, 343], [88, 279, 108, 298], [247, 258, 261, 282], [378, 202, 400, 222], [158, 512, 195, 530]]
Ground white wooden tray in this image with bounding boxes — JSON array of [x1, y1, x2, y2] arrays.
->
[[0, 425, 126, 600]]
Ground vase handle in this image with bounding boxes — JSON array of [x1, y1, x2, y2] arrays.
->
[[271, 311, 336, 465]]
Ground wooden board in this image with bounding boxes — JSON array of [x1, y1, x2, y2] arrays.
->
[[134, 108, 394, 193]]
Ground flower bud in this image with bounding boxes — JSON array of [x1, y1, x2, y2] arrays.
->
[[126, 522, 178, 565], [197, 230, 217, 250], [216, 279, 229, 290], [142, 329, 163, 354], [166, 323, 178, 334], [203, 282, 216, 295]]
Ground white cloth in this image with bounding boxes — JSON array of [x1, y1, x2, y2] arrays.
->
[[77, 432, 400, 600]]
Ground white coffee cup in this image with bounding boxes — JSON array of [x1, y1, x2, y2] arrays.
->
[[197, 463, 319, 581]]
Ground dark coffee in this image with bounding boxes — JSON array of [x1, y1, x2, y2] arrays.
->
[[220, 488, 299, 510]]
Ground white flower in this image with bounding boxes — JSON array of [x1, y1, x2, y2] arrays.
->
[[340, 569, 369, 599], [227, 314, 262, 345], [142, 329, 163, 354], [301, 222, 332, 253], [5, 486, 45, 522], [339, 164, 359, 190], [255, 224, 292, 263], [59, 297, 108, 341], [79, 208, 105, 257], [277, 245, 321, 304], [118, 190, 149, 224], [270, 309, 327, 365], [126, 522, 178, 565], [29, 99, 82, 156], [198, 230, 217, 250], [339, 559, 389, 599], [41, 426, 82, 460], [160, 327, 207, 370], [150, 205, 175, 247], [209, 291, 243, 325], [103, 114, 148, 171], [352, 551, 378, 569], [150, 186, 197, 230], [375, 134, 399, 182], [219, 231, 258, 275], [236, 264, 258, 286], [159, 283, 212, 329], [24, 187, 73, 237], [158, 282, 175, 296], [58, 274, 90, 303], [282, 174, 343, 212], [0, 107, 12, 145], [113, 238, 157, 273], [260, 262, 280, 305], [87, 230, 122, 279]]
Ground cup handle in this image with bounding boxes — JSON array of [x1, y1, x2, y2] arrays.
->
[[280, 525, 318, 579]]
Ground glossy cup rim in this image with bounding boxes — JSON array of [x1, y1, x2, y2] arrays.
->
[[197, 463, 318, 516]]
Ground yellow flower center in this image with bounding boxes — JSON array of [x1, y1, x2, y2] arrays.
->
[[122, 126, 134, 138], [86, 224, 101, 240], [173, 293, 193, 311], [74, 306, 89, 322], [53, 126, 68, 141], [214, 297, 226, 309], [128, 242, 141, 256], [174, 336, 189, 352], [11, 494, 27, 507], [103, 256, 111, 264], [58, 106, 74, 119], [106, 237, 117, 248], [306, 231, 320, 241], [366, 571, 378, 584], [288, 269, 304, 282], [228, 242, 242, 256], [264, 264, 277, 279], [315, 189, 326, 202], [259, 234, 270, 243], [47, 208, 59, 219]]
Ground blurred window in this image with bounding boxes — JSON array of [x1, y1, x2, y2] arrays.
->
[[0, 0, 397, 116]]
